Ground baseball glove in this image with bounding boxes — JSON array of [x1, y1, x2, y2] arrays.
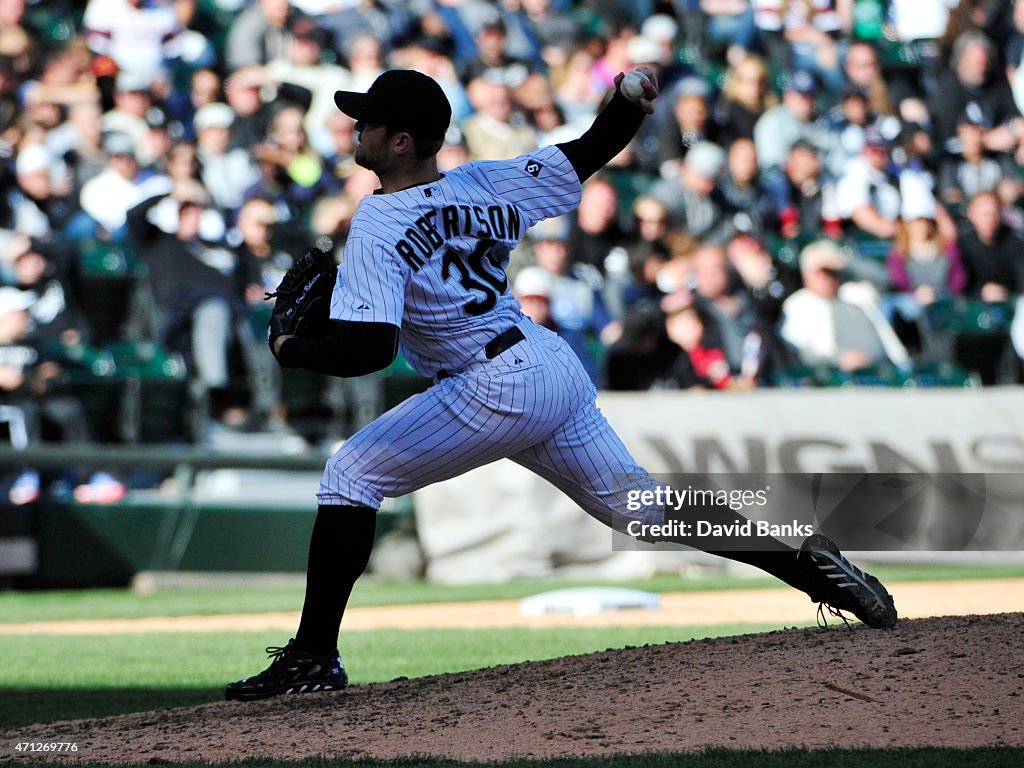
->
[[266, 239, 338, 347]]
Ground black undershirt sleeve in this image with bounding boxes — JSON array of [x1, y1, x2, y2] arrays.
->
[[556, 90, 648, 184], [276, 321, 400, 378]]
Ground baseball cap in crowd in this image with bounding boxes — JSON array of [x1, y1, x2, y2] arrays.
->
[[480, 15, 506, 34], [785, 69, 817, 95], [0, 285, 36, 315], [194, 102, 235, 132], [528, 215, 570, 243], [116, 70, 153, 94], [627, 35, 662, 66], [641, 14, 678, 44], [790, 138, 820, 155], [684, 141, 726, 179], [291, 16, 327, 45], [102, 131, 136, 157], [863, 124, 890, 149], [673, 76, 710, 101], [959, 101, 991, 129], [334, 70, 452, 141], [15, 144, 49, 176], [513, 266, 553, 300], [799, 240, 848, 275]]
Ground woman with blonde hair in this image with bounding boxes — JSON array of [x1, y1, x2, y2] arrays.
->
[[714, 54, 777, 145]]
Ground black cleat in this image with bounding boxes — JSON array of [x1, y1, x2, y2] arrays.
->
[[798, 534, 898, 629], [225, 639, 348, 700]]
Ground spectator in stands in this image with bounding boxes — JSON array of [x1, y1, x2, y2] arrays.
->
[[553, 47, 603, 124], [225, 0, 293, 71], [928, 30, 1021, 152], [522, 216, 619, 385], [165, 68, 222, 143], [568, 175, 627, 274], [885, 194, 966, 328], [770, 138, 841, 240], [3, 235, 88, 347], [513, 265, 557, 332], [3, 144, 74, 241], [835, 125, 901, 240], [616, 225, 671, 316], [460, 16, 533, 87], [343, 32, 385, 93], [889, 0, 956, 48], [194, 103, 260, 215], [462, 76, 536, 160], [83, 0, 183, 84], [266, 16, 352, 144], [602, 196, 671, 320], [55, 102, 107, 197], [840, 41, 893, 117], [166, 141, 200, 186], [713, 54, 776, 147], [650, 141, 735, 244], [753, 0, 846, 90], [318, 0, 416, 60], [649, 77, 716, 172], [660, 302, 740, 390], [223, 65, 314, 153], [247, 104, 330, 216], [780, 239, 910, 372], [937, 102, 1023, 214], [719, 137, 773, 239], [101, 71, 154, 150], [517, 0, 580, 70], [958, 190, 1024, 302], [0, 284, 124, 505], [234, 196, 293, 306], [689, 242, 755, 371], [754, 69, 822, 171], [73, 132, 170, 242], [700, 1, 759, 65], [818, 85, 875, 176], [126, 181, 249, 403], [726, 233, 800, 378]]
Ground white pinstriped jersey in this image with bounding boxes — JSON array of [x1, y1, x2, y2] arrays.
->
[[329, 144, 582, 376]]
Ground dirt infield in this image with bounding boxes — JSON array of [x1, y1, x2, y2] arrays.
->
[[4, 613, 1022, 762], [2, 578, 1022, 635]]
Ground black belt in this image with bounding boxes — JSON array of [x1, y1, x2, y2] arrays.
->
[[436, 326, 525, 380]]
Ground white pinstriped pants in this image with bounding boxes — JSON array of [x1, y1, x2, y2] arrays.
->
[[318, 319, 658, 528]]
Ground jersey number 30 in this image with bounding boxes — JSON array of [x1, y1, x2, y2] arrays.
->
[[441, 239, 508, 316]]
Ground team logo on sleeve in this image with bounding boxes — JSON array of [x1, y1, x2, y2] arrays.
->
[[524, 159, 543, 177]]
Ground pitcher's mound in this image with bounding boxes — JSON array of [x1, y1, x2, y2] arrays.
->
[[8, 614, 1023, 762]]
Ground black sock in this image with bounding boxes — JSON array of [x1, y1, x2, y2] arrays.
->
[[663, 497, 809, 592], [294, 504, 376, 656], [707, 549, 807, 592]]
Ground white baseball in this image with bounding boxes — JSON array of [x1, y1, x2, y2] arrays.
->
[[620, 70, 649, 103]]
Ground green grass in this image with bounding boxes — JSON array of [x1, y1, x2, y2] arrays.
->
[[0, 624, 790, 728], [6, 749, 1024, 767], [2, 564, 1019, 624]]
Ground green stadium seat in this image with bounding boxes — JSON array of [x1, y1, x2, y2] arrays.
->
[[75, 241, 143, 344]]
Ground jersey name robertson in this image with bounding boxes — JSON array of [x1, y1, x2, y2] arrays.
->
[[331, 144, 582, 376], [392, 204, 522, 272]]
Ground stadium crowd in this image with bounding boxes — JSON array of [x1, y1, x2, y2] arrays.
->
[[2, 0, 1024, 501]]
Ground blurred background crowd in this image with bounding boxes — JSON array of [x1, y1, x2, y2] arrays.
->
[[2, 0, 1024, 503]]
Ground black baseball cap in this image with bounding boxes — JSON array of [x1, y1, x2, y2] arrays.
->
[[334, 70, 452, 140]]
